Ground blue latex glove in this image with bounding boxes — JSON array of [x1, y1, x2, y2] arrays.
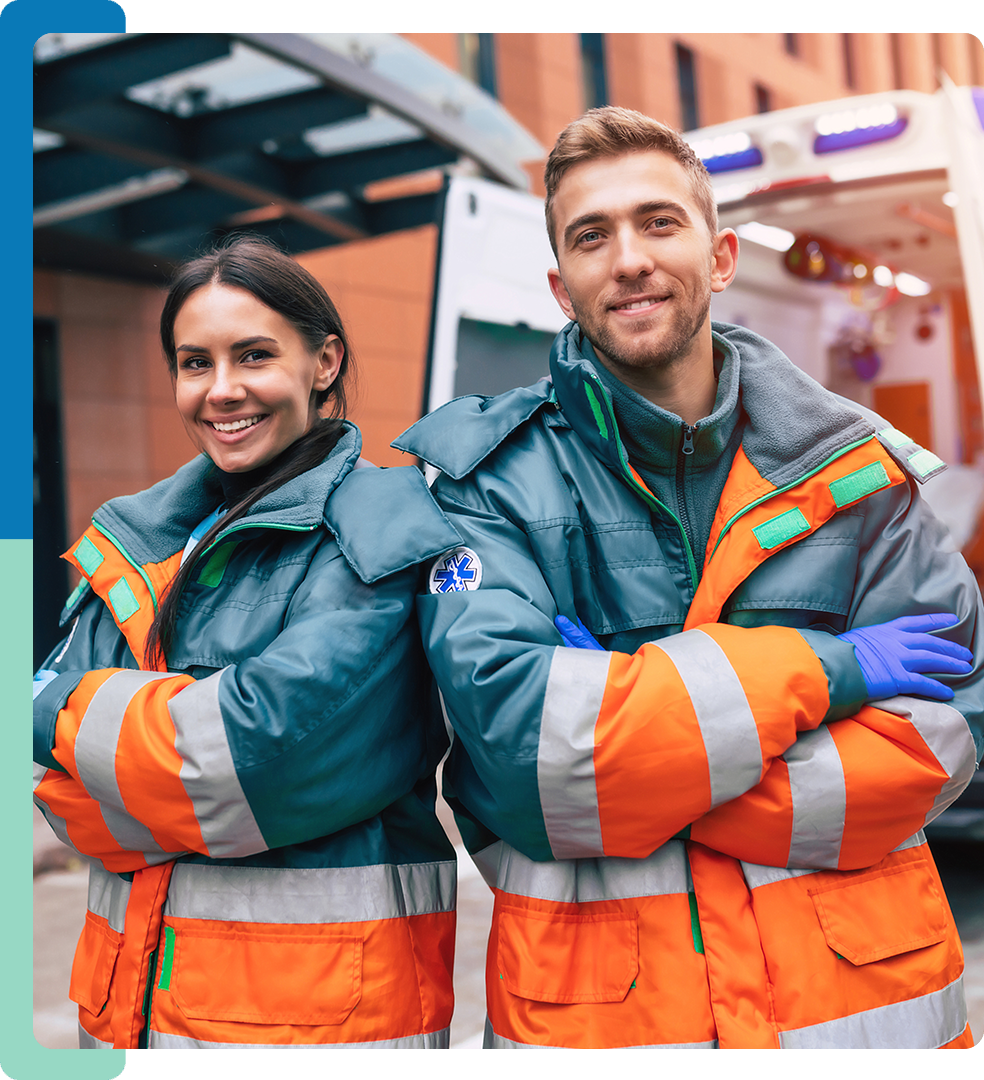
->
[[555, 615, 605, 651], [33, 669, 58, 700], [836, 613, 973, 702]]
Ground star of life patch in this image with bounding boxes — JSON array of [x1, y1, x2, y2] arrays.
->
[[429, 547, 483, 594]]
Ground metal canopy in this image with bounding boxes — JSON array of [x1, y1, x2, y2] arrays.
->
[[33, 32, 544, 284]]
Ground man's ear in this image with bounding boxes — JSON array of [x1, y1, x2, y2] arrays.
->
[[548, 267, 577, 321], [710, 229, 739, 294]]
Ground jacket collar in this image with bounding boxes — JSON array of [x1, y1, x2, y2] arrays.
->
[[549, 320, 875, 490], [92, 422, 362, 567]]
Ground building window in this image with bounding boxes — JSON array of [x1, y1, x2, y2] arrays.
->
[[676, 43, 699, 131], [890, 33, 904, 89], [783, 34, 799, 57], [580, 33, 609, 109], [459, 33, 497, 98], [842, 33, 856, 89], [755, 83, 772, 114]]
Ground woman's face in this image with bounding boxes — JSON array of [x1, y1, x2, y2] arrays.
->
[[172, 283, 343, 473]]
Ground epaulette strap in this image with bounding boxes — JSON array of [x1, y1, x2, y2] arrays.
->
[[324, 465, 461, 584], [875, 426, 947, 484]]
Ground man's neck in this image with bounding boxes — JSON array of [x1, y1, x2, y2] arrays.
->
[[592, 341, 718, 426]]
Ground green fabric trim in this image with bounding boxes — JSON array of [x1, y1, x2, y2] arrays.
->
[[157, 926, 175, 991], [907, 448, 945, 477], [752, 506, 810, 550], [107, 576, 140, 624], [197, 541, 237, 587], [879, 426, 911, 449], [74, 535, 104, 576], [828, 460, 890, 508], [688, 892, 705, 954], [583, 382, 609, 440], [64, 579, 87, 609]]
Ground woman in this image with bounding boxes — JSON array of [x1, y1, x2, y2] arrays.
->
[[33, 236, 461, 1049]]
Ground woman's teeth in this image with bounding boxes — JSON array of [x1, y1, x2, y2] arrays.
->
[[211, 416, 262, 433]]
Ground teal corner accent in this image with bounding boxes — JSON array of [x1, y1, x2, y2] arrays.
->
[[752, 507, 810, 551], [73, 536, 104, 577], [107, 577, 140, 624]]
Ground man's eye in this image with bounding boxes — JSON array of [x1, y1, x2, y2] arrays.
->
[[650, 217, 673, 230], [579, 230, 602, 245]]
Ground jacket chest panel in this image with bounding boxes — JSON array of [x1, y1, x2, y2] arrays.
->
[[167, 533, 331, 670], [720, 510, 865, 630]]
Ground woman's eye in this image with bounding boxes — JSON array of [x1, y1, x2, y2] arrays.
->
[[243, 350, 269, 362], [181, 357, 209, 370]]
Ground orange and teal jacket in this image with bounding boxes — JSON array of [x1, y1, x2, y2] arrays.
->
[[394, 322, 984, 1050], [33, 423, 462, 1049]]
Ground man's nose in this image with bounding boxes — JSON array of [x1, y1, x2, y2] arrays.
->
[[611, 229, 655, 280]]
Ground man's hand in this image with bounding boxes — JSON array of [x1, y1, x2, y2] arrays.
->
[[555, 615, 605, 650], [836, 613, 973, 702]]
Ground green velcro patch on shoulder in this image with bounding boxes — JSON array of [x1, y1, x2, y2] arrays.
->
[[74, 535, 104, 576], [753, 507, 811, 550], [197, 541, 237, 587], [828, 461, 890, 508], [907, 448, 946, 478], [879, 427, 911, 449], [107, 576, 140, 624]]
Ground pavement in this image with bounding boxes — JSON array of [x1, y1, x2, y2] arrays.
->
[[33, 803, 982, 1050]]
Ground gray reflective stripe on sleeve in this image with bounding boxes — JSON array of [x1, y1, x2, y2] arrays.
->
[[742, 829, 929, 891], [892, 829, 927, 852], [164, 859, 456, 923], [537, 646, 611, 860], [873, 696, 978, 827], [470, 840, 504, 890], [86, 865, 131, 933], [784, 724, 846, 869], [740, 861, 822, 890], [78, 1025, 113, 1049], [96, 804, 170, 861], [778, 975, 967, 1049], [73, 670, 173, 805], [489, 840, 689, 902], [148, 1028, 451, 1049], [33, 762, 78, 854], [166, 669, 266, 858], [653, 630, 763, 807], [485, 1017, 717, 1049]]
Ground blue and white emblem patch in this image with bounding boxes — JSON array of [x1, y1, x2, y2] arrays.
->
[[429, 547, 483, 594]]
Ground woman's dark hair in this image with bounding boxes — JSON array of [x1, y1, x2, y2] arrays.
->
[[146, 234, 355, 669]]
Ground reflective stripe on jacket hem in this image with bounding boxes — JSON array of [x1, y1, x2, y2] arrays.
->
[[164, 859, 457, 922], [474, 839, 690, 901], [484, 1016, 718, 1049], [147, 1027, 451, 1048], [78, 1025, 113, 1049], [777, 975, 968, 1049]]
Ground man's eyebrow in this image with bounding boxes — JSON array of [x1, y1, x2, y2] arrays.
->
[[562, 200, 693, 249], [176, 336, 278, 353]]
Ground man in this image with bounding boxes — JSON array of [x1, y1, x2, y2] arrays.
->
[[395, 107, 983, 1049]]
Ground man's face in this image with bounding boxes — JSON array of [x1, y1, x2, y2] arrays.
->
[[547, 151, 737, 382]]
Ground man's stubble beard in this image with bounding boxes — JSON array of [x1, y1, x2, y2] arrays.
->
[[570, 278, 712, 375]]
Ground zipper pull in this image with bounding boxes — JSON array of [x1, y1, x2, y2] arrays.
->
[[681, 424, 697, 456]]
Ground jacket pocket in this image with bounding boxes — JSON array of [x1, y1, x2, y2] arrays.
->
[[496, 905, 639, 1004], [167, 923, 363, 1025], [807, 859, 948, 965], [69, 912, 122, 1016]]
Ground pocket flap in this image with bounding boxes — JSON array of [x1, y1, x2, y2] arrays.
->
[[69, 912, 122, 1016], [169, 925, 363, 1025], [497, 905, 639, 1004], [808, 859, 948, 966]]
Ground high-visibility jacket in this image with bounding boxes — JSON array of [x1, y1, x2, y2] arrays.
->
[[33, 423, 462, 1049], [394, 321, 984, 1050]]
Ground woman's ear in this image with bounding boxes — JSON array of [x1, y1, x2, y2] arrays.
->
[[315, 335, 345, 390]]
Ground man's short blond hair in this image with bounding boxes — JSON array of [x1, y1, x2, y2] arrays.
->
[[544, 106, 718, 257]]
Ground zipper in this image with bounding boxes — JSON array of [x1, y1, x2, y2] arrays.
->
[[676, 424, 698, 567], [586, 374, 700, 594], [705, 434, 879, 565]]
